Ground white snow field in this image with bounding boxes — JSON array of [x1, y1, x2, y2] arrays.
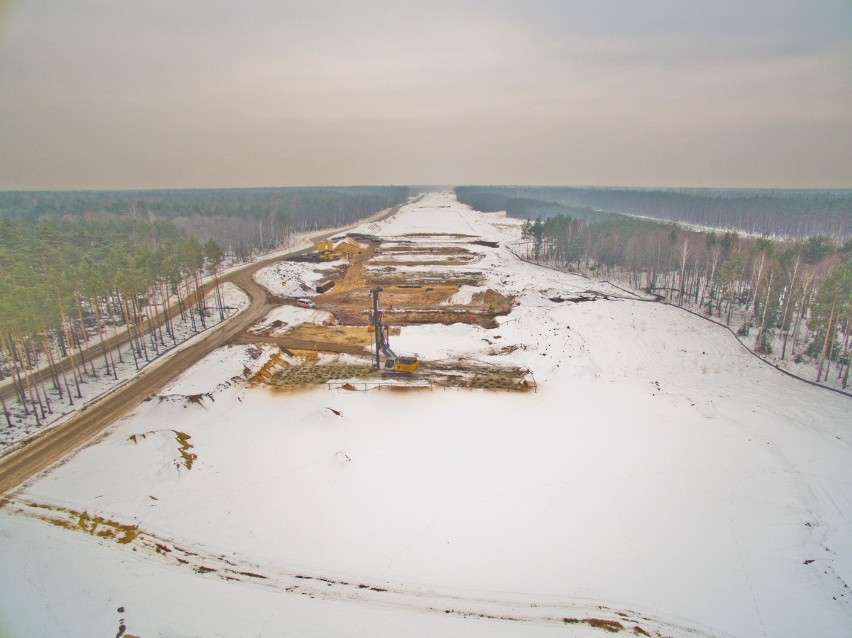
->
[[1, 192, 850, 638]]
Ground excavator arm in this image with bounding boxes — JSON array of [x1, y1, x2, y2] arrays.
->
[[369, 287, 419, 373]]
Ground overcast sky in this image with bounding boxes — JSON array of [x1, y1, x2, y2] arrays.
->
[[1, 0, 850, 190]]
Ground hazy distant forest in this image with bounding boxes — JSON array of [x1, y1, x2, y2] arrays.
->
[[0, 187, 409, 260], [0, 186, 408, 422], [456, 187, 852, 389], [461, 186, 852, 241]]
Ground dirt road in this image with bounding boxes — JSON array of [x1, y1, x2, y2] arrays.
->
[[0, 203, 405, 495], [0, 259, 282, 495], [0, 240, 302, 404]]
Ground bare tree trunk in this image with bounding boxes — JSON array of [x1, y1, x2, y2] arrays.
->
[[789, 276, 814, 359], [780, 295, 796, 361], [213, 270, 225, 321], [0, 392, 12, 428], [26, 339, 52, 415], [17, 337, 41, 426], [700, 246, 720, 311], [756, 270, 774, 353], [57, 301, 83, 398], [779, 255, 802, 360], [836, 320, 850, 386], [3, 334, 27, 409], [817, 298, 837, 382], [73, 297, 96, 377], [161, 280, 177, 346], [93, 298, 117, 380], [123, 298, 141, 371], [183, 274, 198, 332], [40, 336, 63, 399], [194, 269, 206, 329]]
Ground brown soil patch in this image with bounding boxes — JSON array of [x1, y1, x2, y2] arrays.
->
[[372, 245, 481, 266], [253, 319, 287, 336], [367, 284, 460, 312], [240, 234, 524, 390], [289, 349, 320, 363], [398, 232, 479, 238], [468, 374, 531, 390], [16, 500, 140, 545], [250, 350, 290, 383], [269, 363, 377, 387], [365, 268, 483, 288], [384, 309, 500, 328], [303, 238, 503, 328], [174, 432, 197, 470], [470, 289, 514, 314], [377, 289, 513, 328], [129, 430, 197, 470], [372, 257, 477, 267], [314, 243, 377, 298], [421, 360, 535, 391], [284, 323, 374, 347], [562, 618, 625, 633], [321, 285, 464, 326], [379, 246, 473, 255]]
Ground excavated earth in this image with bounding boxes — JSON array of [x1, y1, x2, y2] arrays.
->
[[248, 235, 532, 390]]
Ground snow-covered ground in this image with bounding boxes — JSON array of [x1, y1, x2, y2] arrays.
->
[[1, 192, 850, 638], [254, 258, 341, 298], [249, 305, 335, 335], [504, 241, 851, 395]]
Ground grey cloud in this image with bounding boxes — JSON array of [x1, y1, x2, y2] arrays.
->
[[0, 0, 849, 189]]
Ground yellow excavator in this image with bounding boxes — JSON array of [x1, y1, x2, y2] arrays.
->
[[369, 287, 419, 374]]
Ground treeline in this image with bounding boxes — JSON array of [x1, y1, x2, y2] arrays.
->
[[456, 188, 852, 389], [456, 186, 852, 241], [455, 187, 610, 224], [0, 218, 232, 426], [0, 186, 410, 260]]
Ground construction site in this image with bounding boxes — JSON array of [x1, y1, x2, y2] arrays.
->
[[236, 232, 535, 392]]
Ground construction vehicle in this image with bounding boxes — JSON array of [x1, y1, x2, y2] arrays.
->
[[314, 239, 338, 261], [316, 279, 335, 293], [369, 287, 419, 374]]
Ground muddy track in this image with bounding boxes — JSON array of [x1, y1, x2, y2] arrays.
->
[[6, 495, 723, 638], [0, 204, 406, 495]]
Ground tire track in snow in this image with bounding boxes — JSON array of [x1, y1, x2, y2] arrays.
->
[[5, 496, 727, 637]]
